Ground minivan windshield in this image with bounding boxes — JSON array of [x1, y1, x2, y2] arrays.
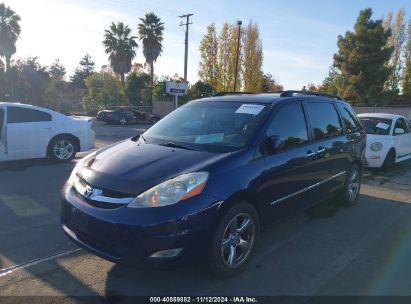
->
[[143, 101, 270, 152], [359, 117, 392, 135]]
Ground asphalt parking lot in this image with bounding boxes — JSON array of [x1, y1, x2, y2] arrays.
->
[[1, 122, 411, 301]]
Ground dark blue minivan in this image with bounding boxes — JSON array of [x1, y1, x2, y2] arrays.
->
[[61, 91, 366, 277]]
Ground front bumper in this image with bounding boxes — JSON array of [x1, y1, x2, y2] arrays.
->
[[364, 149, 387, 168], [61, 184, 221, 267]]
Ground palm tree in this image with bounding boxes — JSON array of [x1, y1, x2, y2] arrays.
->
[[138, 12, 164, 101], [103, 22, 137, 85], [0, 3, 21, 71]]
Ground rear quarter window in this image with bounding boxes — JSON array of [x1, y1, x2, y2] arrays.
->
[[7, 106, 52, 123], [337, 103, 362, 133], [306, 102, 343, 140]]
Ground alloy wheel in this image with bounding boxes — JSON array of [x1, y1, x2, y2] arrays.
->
[[221, 213, 255, 268], [53, 140, 74, 160], [347, 167, 360, 201]]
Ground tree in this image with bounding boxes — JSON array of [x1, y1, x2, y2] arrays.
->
[[217, 23, 231, 91], [10, 57, 49, 105], [138, 12, 164, 101], [333, 8, 393, 105], [384, 9, 406, 93], [0, 3, 20, 71], [261, 73, 283, 92], [71, 54, 95, 89], [242, 20, 263, 92], [83, 70, 126, 114], [103, 22, 137, 85], [49, 58, 66, 81], [319, 66, 341, 95], [186, 80, 214, 100], [402, 18, 411, 98], [125, 72, 151, 104], [227, 22, 243, 91], [198, 22, 219, 89]]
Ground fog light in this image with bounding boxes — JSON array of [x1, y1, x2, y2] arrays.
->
[[149, 248, 183, 258], [371, 156, 381, 160]]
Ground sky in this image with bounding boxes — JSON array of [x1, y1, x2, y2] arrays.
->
[[8, 0, 411, 89]]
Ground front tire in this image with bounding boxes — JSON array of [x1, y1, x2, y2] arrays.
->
[[340, 164, 361, 206], [382, 149, 396, 171], [207, 202, 259, 277], [48, 136, 78, 162]]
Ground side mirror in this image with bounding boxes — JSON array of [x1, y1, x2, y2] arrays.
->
[[269, 135, 285, 152], [394, 128, 405, 135]]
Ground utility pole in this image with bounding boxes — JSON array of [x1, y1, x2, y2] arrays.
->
[[234, 20, 242, 92], [179, 13, 193, 82]]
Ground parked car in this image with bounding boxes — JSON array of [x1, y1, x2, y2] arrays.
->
[[97, 106, 160, 125], [61, 91, 366, 277], [0, 102, 95, 162], [96, 107, 135, 125], [358, 113, 411, 170]]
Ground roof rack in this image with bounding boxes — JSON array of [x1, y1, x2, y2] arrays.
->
[[213, 90, 345, 101], [272, 90, 344, 101], [213, 91, 256, 97]]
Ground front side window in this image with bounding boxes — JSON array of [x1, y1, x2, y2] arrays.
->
[[394, 118, 409, 134], [7, 107, 52, 123], [144, 101, 270, 153], [307, 102, 343, 140], [266, 103, 308, 150]]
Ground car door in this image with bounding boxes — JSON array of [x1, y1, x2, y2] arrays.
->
[[393, 117, 411, 161], [0, 107, 7, 161], [304, 100, 351, 197], [6, 106, 53, 160], [261, 101, 319, 219]]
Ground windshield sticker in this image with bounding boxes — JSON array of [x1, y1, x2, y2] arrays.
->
[[376, 122, 390, 130], [194, 133, 224, 144], [235, 104, 265, 115]]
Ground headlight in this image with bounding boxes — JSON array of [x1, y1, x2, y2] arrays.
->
[[370, 142, 383, 152], [128, 172, 209, 208], [67, 152, 96, 186]]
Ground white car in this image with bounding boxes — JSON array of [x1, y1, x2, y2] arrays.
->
[[0, 102, 95, 162], [358, 113, 411, 170]]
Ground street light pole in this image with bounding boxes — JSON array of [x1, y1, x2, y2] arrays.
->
[[233, 20, 242, 92]]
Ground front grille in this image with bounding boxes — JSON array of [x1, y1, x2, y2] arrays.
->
[[74, 178, 133, 209]]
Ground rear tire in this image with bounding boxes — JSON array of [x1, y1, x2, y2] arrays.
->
[[339, 164, 361, 206], [207, 202, 259, 277], [382, 149, 396, 171], [48, 136, 78, 162]]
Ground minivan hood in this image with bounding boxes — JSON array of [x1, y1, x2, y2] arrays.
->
[[79, 138, 229, 196]]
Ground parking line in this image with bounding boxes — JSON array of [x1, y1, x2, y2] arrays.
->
[[0, 248, 82, 278]]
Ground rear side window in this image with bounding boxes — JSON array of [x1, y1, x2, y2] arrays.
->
[[337, 103, 361, 133], [7, 107, 52, 123], [267, 103, 308, 149], [0, 108, 4, 140], [306, 102, 343, 140]]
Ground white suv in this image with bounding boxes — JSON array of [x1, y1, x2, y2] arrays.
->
[[0, 102, 95, 162]]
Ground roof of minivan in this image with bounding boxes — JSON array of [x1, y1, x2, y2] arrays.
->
[[198, 93, 346, 104]]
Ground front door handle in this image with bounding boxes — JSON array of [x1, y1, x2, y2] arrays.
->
[[305, 150, 316, 158]]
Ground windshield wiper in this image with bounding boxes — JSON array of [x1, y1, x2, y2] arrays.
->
[[158, 141, 200, 151]]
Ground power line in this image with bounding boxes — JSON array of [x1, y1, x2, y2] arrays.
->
[[179, 13, 193, 82]]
